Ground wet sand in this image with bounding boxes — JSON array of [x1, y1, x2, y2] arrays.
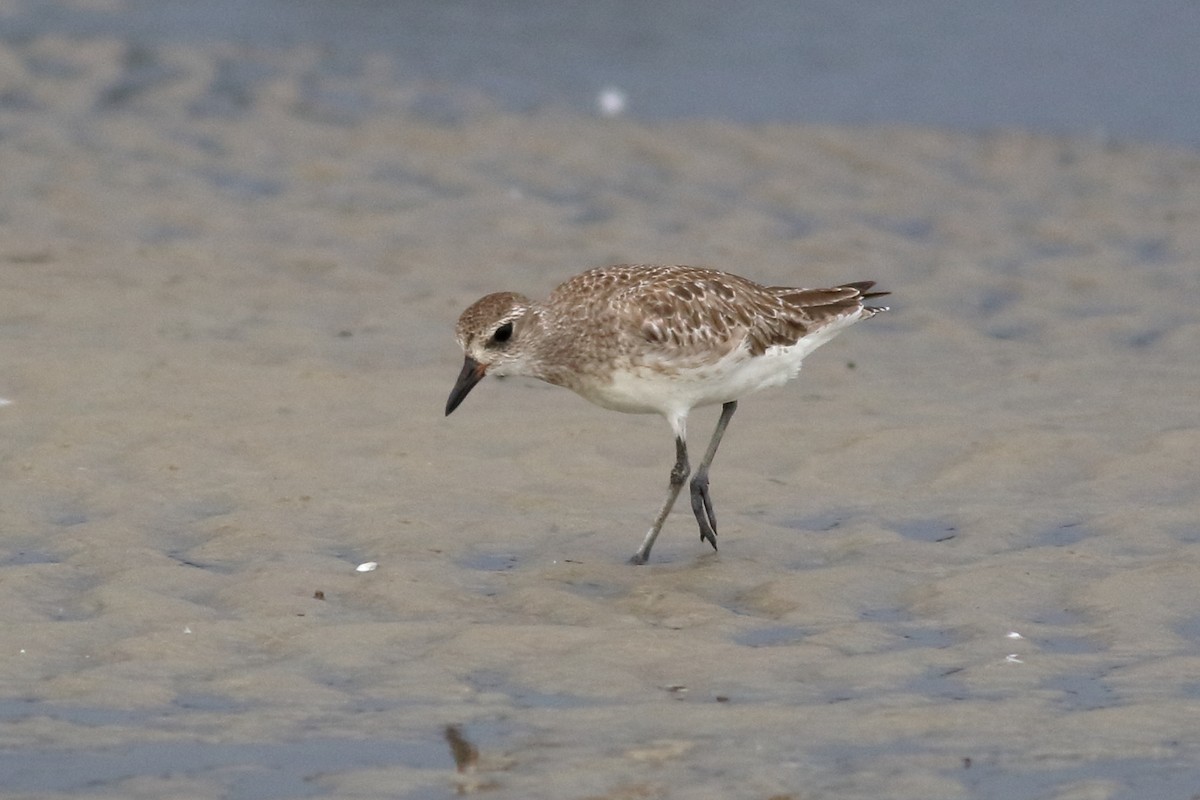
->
[[2, 33, 1200, 800]]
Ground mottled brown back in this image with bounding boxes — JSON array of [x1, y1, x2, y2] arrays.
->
[[545, 265, 883, 361]]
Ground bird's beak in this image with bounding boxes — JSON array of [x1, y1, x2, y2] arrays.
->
[[445, 356, 486, 416]]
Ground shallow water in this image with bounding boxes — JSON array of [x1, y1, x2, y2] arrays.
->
[[8, 0, 1200, 146], [2, 13, 1200, 800]]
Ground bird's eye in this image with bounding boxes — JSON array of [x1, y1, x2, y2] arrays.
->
[[491, 322, 514, 344]]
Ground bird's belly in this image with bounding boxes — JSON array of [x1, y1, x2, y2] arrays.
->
[[574, 348, 804, 416]]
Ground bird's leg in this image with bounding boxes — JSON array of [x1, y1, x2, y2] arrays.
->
[[690, 401, 737, 551], [629, 436, 690, 565]]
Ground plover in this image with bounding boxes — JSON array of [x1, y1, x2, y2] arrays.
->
[[445, 264, 888, 564]]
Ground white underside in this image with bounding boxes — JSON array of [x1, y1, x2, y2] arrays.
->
[[576, 312, 865, 437]]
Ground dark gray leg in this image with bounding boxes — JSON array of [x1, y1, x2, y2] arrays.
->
[[690, 401, 737, 551], [630, 436, 690, 565]]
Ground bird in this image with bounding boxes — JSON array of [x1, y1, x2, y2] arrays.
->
[[445, 264, 888, 564]]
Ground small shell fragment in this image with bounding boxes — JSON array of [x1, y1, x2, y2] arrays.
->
[[356, 561, 378, 573]]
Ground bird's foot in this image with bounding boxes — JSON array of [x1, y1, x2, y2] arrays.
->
[[689, 472, 719, 552]]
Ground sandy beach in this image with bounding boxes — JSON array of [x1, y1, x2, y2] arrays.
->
[[1, 20, 1199, 800]]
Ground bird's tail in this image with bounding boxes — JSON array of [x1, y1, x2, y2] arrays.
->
[[838, 281, 891, 314]]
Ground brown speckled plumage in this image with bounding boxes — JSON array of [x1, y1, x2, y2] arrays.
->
[[455, 264, 885, 383], [446, 263, 889, 563]]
